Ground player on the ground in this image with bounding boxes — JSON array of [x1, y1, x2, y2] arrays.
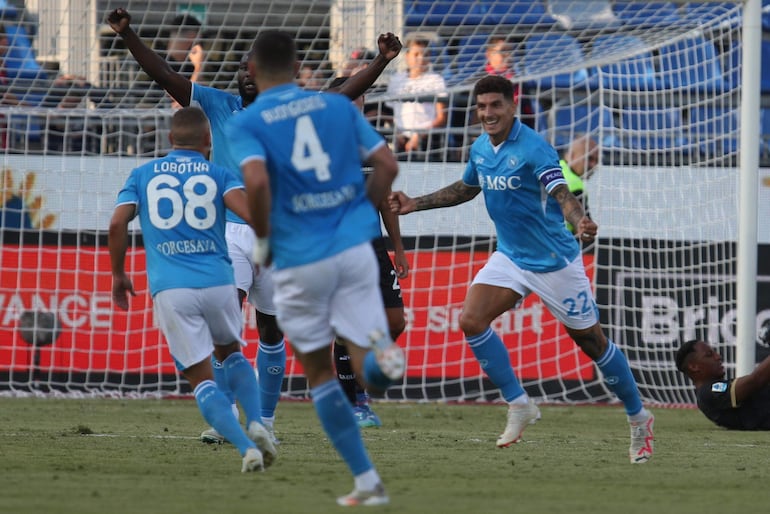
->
[[675, 338, 770, 430], [229, 30, 404, 506], [108, 107, 277, 473], [389, 75, 654, 464], [107, 8, 402, 443]]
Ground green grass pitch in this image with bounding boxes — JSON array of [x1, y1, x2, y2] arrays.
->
[[0, 397, 769, 514]]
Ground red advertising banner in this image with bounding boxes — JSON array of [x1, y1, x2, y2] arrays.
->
[[0, 244, 594, 381]]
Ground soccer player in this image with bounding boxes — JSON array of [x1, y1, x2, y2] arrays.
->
[[327, 75, 409, 428], [675, 338, 770, 430], [107, 8, 402, 443], [228, 31, 404, 506], [388, 75, 655, 464], [108, 107, 277, 472]]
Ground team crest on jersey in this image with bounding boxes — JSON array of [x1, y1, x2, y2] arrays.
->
[[507, 157, 519, 168], [711, 382, 728, 393], [475, 157, 484, 165]]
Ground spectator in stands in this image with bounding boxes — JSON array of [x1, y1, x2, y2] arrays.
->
[[164, 14, 203, 80], [480, 36, 538, 130], [385, 35, 447, 159], [485, 36, 515, 81], [296, 63, 326, 90], [675, 337, 770, 430], [340, 48, 377, 78], [560, 135, 599, 237]]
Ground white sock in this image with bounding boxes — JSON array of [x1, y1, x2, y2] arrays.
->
[[628, 408, 650, 424]]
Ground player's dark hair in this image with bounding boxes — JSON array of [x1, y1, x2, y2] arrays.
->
[[250, 30, 296, 76], [675, 339, 699, 373], [473, 74, 515, 102]]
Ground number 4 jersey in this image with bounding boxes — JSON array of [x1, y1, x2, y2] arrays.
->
[[226, 83, 386, 270], [115, 149, 244, 295]]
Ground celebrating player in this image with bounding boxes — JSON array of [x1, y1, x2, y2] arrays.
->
[[108, 107, 277, 472], [228, 30, 404, 506], [107, 8, 402, 444], [388, 75, 655, 464]]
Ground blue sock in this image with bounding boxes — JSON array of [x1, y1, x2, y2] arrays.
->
[[194, 380, 254, 456], [363, 351, 392, 391], [211, 356, 235, 404], [312, 379, 373, 476], [257, 339, 286, 419], [222, 352, 262, 425], [466, 327, 525, 402], [595, 340, 643, 416]]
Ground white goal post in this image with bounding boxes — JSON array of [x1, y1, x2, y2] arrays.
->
[[0, 1, 766, 405]]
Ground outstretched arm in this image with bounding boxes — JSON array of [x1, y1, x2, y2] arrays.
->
[[107, 8, 192, 106], [551, 184, 596, 243], [389, 180, 480, 215], [332, 33, 402, 100], [378, 195, 409, 278]]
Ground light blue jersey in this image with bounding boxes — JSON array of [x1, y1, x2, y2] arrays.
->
[[227, 83, 386, 270], [190, 84, 247, 224], [115, 149, 243, 295], [463, 118, 579, 272]]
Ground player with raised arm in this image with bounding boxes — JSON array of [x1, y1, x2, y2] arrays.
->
[[108, 107, 277, 473], [228, 31, 404, 506], [107, 8, 402, 444], [326, 75, 409, 428], [389, 75, 654, 464]]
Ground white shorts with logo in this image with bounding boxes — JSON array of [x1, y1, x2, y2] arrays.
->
[[472, 251, 599, 330], [226, 221, 277, 315], [272, 242, 389, 354], [153, 284, 246, 370]]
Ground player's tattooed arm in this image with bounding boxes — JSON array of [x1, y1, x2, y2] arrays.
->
[[415, 180, 480, 211], [552, 184, 583, 227], [552, 183, 597, 240]]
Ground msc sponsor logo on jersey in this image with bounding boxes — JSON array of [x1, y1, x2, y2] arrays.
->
[[711, 382, 728, 393], [479, 173, 521, 191]]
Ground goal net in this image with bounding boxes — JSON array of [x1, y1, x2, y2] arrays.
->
[[0, 1, 764, 405]]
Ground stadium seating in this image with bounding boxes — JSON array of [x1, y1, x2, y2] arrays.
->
[[612, 2, 680, 27], [404, 0, 556, 27], [761, 108, 770, 159], [589, 34, 660, 91], [684, 2, 741, 26], [445, 34, 490, 85], [763, 40, 770, 94], [522, 33, 589, 90], [658, 35, 726, 93], [548, 102, 620, 151], [688, 106, 740, 158], [547, 0, 620, 31], [619, 105, 687, 152]]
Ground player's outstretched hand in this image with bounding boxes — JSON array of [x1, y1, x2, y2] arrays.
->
[[388, 191, 415, 215], [111, 273, 136, 311], [107, 8, 131, 35], [378, 33, 402, 61], [576, 216, 597, 243]]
